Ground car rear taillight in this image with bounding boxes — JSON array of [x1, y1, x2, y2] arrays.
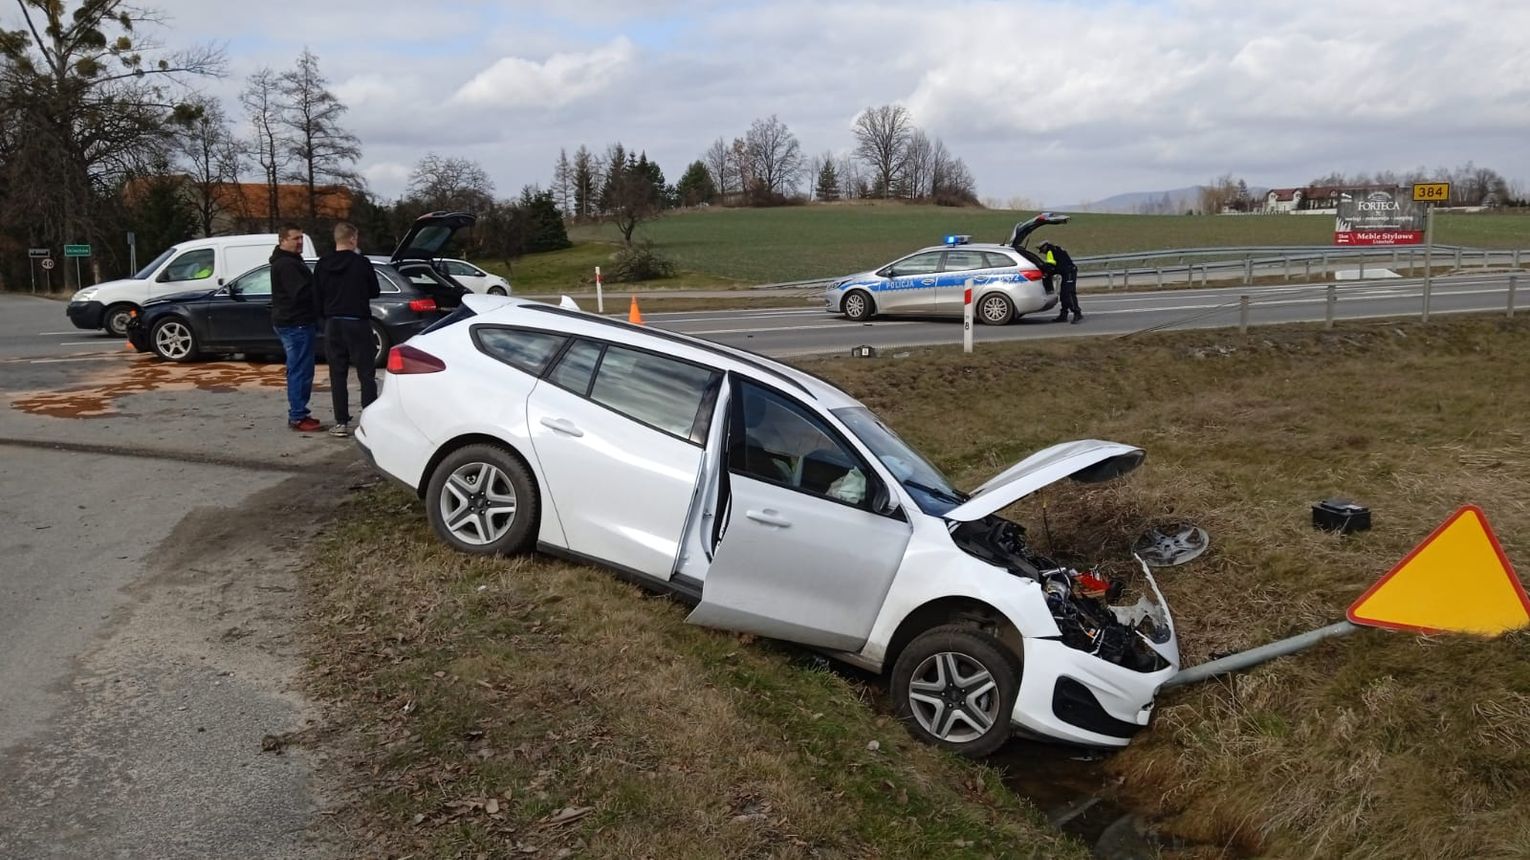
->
[[407, 297, 438, 312], [386, 344, 446, 374], [1020, 269, 1046, 281]]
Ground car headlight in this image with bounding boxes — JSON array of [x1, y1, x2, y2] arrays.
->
[[73, 287, 99, 302]]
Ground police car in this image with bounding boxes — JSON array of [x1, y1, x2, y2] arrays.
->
[[824, 213, 1069, 325]]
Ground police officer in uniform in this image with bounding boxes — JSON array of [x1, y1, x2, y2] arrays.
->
[[1040, 241, 1081, 324]]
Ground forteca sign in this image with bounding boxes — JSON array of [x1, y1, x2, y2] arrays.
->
[[1335, 188, 1422, 246]]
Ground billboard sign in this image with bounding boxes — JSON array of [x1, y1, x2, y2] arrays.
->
[[1334, 189, 1423, 246]]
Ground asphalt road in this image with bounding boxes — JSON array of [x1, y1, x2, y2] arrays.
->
[[0, 292, 353, 857], [643, 272, 1524, 356]]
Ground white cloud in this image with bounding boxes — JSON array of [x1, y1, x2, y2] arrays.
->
[[450, 38, 637, 109]]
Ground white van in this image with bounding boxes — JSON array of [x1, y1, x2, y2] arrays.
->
[[66, 233, 318, 336]]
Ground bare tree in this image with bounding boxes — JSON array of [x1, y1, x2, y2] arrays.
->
[[836, 154, 864, 199], [241, 67, 286, 230], [0, 0, 223, 283], [174, 97, 243, 236], [728, 137, 751, 199], [852, 104, 912, 198], [279, 50, 362, 224], [703, 137, 735, 199], [405, 153, 495, 213], [744, 114, 804, 197], [902, 129, 933, 199]]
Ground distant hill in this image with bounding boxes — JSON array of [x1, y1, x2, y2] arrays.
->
[[1055, 185, 1267, 215]]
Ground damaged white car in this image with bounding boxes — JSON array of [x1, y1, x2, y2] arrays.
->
[[356, 296, 1179, 756]]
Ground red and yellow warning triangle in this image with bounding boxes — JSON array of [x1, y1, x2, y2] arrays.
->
[[1348, 505, 1530, 636]]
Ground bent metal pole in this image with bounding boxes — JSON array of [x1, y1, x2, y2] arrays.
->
[[1162, 620, 1360, 688]]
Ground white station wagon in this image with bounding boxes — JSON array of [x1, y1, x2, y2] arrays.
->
[[357, 295, 1179, 755]]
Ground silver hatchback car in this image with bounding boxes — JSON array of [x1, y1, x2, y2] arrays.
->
[[825, 213, 1069, 325]]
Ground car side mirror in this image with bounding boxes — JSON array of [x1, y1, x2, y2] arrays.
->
[[871, 480, 898, 516], [156, 269, 171, 283], [228, 285, 243, 301], [878, 267, 894, 278]]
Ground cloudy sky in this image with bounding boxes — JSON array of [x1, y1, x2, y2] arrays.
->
[[32, 0, 1529, 205]]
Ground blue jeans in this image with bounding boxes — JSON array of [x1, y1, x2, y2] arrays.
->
[[273, 324, 316, 423]]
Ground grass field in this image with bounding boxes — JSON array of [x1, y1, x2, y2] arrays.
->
[[547, 204, 1530, 286], [307, 314, 1529, 858]]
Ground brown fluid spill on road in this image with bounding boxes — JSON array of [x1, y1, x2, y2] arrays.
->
[[10, 356, 328, 419]]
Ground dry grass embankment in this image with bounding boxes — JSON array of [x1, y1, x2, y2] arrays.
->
[[306, 314, 1530, 858]]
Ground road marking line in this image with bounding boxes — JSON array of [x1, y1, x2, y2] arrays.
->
[[37, 331, 92, 336], [679, 321, 919, 336], [57, 341, 122, 346], [28, 354, 135, 364]]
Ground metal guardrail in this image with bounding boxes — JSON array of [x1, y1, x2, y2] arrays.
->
[[759, 245, 1530, 293]]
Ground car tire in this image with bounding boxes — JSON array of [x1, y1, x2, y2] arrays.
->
[[371, 321, 389, 365], [842, 289, 875, 322], [976, 293, 1015, 326], [425, 444, 539, 556], [488, 286, 507, 296], [891, 624, 1019, 758], [149, 317, 201, 363], [104, 303, 138, 337]]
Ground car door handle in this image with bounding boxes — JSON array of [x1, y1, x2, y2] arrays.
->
[[745, 509, 792, 528], [921, 278, 936, 285], [539, 416, 584, 437]]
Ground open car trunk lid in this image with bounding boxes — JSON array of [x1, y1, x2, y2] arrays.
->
[[942, 439, 1144, 523], [390, 211, 477, 264], [1004, 211, 1070, 250]]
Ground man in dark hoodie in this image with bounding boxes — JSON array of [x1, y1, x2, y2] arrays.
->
[[314, 220, 380, 437], [270, 224, 321, 432]]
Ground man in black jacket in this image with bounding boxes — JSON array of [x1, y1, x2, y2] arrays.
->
[[314, 221, 381, 437], [270, 224, 321, 432]]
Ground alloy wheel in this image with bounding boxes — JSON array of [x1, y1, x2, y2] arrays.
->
[[438, 461, 518, 546], [906, 651, 1002, 744], [844, 292, 868, 319], [154, 321, 193, 360], [979, 295, 1011, 324]]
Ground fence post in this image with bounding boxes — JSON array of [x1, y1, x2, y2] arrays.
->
[[1284, 257, 1291, 281], [1454, 247, 1462, 270], [1515, 249, 1521, 270], [1510, 274, 1519, 319], [1124, 268, 1131, 289], [1392, 249, 1398, 269], [1156, 266, 1163, 289], [1239, 295, 1250, 334], [1243, 256, 1252, 285], [1326, 284, 1336, 329], [1322, 253, 1329, 279], [1359, 256, 1366, 280], [595, 266, 604, 313], [1483, 249, 1490, 269], [1305, 258, 1311, 281], [1106, 269, 1113, 290]]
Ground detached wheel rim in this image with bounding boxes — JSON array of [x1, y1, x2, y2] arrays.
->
[[907, 651, 1001, 744], [154, 321, 193, 359], [439, 462, 518, 546], [979, 295, 1010, 324], [844, 292, 867, 319]]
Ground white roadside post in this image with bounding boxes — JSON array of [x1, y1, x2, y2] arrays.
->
[[595, 265, 604, 314], [962, 279, 974, 354]]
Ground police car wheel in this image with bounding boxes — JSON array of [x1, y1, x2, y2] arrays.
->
[[842, 290, 874, 321], [977, 293, 1015, 326]]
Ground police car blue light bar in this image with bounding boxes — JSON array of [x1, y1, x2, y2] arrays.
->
[[943, 234, 971, 246]]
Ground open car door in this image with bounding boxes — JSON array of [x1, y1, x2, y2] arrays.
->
[[687, 376, 911, 652]]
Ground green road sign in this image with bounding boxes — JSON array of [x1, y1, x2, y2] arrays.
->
[[64, 244, 91, 258]]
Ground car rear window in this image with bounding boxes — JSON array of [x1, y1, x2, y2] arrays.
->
[[474, 327, 567, 375], [588, 345, 718, 440], [420, 303, 477, 336], [942, 250, 987, 273], [982, 252, 1017, 269], [547, 339, 603, 395]]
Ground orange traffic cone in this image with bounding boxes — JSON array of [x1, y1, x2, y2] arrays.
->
[[628, 294, 644, 325]]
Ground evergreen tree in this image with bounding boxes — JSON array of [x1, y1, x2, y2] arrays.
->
[[518, 186, 572, 253], [572, 146, 596, 221], [814, 159, 840, 202], [676, 160, 718, 207], [598, 143, 628, 213], [553, 149, 573, 217]]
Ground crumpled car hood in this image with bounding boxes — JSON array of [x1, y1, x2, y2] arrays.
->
[[942, 439, 1145, 523]]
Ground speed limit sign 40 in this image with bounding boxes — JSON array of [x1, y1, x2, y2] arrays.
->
[[40, 258, 55, 270]]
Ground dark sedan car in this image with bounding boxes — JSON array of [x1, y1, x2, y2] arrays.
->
[[128, 212, 473, 362]]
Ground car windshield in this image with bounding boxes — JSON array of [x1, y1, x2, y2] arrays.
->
[[832, 406, 965, 516], [134, 247, 176, 280]]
